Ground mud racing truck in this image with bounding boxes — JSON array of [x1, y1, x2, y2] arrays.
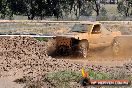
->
[[55, 21, 121, 58]]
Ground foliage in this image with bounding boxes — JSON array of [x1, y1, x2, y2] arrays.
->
[[90, 0, 101, 16], [80, 1, 93, 16], [35, 37, 48, 42], [14, 69, 132, 88], [88, 69, 109, 80], [100, 7, 107, 16], [45, 70, 82, 87], [45, 70, 110, 87], [0, 0, 104, 20], [117, 0, 132, 17], [97, 7, 108, 21]]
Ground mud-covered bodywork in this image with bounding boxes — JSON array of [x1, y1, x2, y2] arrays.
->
[[55, 21, 121, 57], [55, 36, 80, 55]]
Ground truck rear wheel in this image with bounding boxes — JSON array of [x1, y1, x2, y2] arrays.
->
[[79, 41, 89, 58], [112, 39, 120, 56]]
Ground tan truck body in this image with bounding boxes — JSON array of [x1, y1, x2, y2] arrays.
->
[[55, 21, 121, 57]]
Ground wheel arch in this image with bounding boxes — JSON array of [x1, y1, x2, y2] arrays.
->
[[79, 39, 89, 43], [79, 39, 89, 46], [79, 39, 89, 49]]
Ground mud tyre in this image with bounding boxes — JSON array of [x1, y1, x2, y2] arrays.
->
[[79, 40, 89, 58], [56, 45, 70, 56]]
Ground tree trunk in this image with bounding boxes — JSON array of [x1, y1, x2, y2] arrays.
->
[[40, 11, 43, 20], [96, 9, 99, 16], [110, 0, 111, 4], [95, 1, 100, 16], [131, 9, 132, 15], [117, 0, 118, 4], [125, 7, 129, 17]]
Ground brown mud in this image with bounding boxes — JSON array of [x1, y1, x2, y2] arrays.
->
[[0, 21, 131, 88]]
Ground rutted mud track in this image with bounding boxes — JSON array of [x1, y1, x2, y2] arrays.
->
[[0, 21, 132, 88], [53, 45, 132, 67], [0, 36, 131, 88], [51, 36, 132, 62]]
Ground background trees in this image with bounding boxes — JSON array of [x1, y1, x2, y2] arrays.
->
[[0, 0, 131, 20], [117, 0, 132, 17]]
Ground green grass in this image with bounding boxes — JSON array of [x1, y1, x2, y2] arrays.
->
[[14, 69, 132, 88], [45, 69, 132, 88], [35, 37, 48, 42], [103, 4, 118, 15], [45, 70, 82, 88], [88, 69, 109, 80], [44, 69, 110, 88], [92, 4, 118, 16]]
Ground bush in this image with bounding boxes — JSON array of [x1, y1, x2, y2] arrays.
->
[[97, 7, 108, 21], [35, 37, 48, 42]]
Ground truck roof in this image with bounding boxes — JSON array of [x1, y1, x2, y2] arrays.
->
[[78, 21, 101, 25]]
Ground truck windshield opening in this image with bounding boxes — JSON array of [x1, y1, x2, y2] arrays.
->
[[70, 24, 91, 33]]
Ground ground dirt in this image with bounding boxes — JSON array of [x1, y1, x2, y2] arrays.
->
[[0, 21, 132, 88], [0, 36, 131, 88]]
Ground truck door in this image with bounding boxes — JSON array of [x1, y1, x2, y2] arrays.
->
[[100, 25, 113, 46], [89, 24, 113, 48]]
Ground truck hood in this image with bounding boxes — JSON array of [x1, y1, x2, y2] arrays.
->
[[56, 32, 88, 40]]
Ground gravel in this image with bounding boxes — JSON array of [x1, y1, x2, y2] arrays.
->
[[0, 36, 84, 78], [0, 36, 131, 88]]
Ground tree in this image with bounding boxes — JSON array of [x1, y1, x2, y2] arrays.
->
[[98, 7, 108, 20], [32, 0, 62, 19], [117, 0, 132, 17], [0, 0, 27, 19], [87, 0, 101, 16], [66, 0, 83, 18], [0, 0, 12, 19], [0, 0, 104, 20], [80, 1, 93, 16]]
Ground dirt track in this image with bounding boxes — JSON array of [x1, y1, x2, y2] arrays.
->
[[0, 21, 132, 88], [0, 36, 131, 88]]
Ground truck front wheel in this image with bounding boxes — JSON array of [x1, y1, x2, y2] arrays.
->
[[56, 45, 70, 56], [79, 40, 89, 58]]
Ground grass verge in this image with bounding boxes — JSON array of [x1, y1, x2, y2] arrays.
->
[[14, 69, 132, 88], [35, 37, 48, 42]]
